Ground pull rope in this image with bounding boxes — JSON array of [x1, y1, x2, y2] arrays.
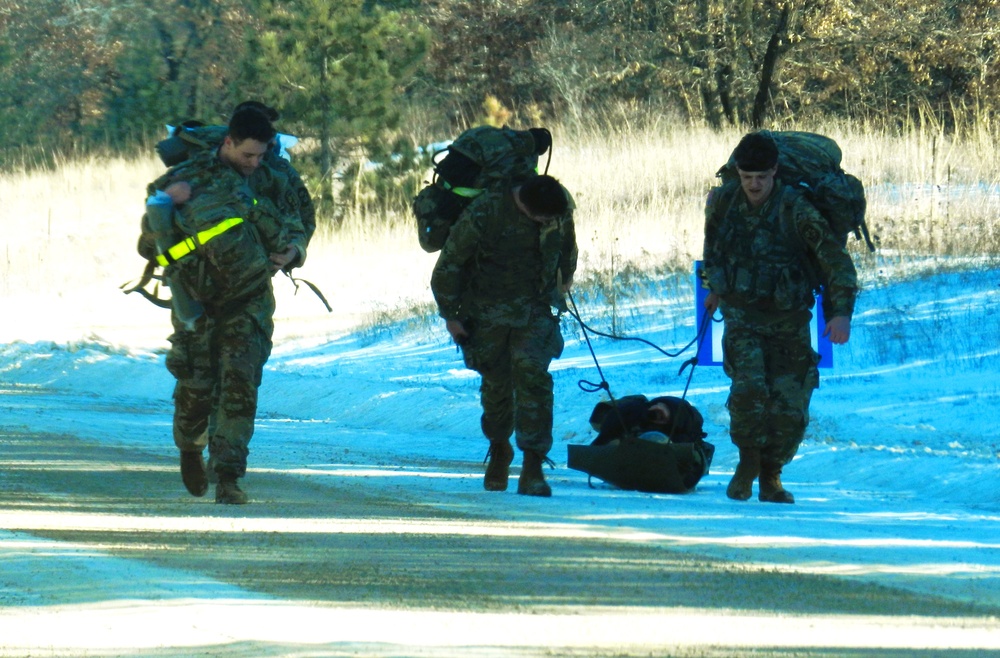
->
[[566, 291, 706, 361], [565, 288, 717, 407], [676, 307, 715, 399], [566, 290, 614, 399]]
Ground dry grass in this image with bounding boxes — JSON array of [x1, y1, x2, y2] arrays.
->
[[1, 155, 163, 298], [3, 121, 998, 340]]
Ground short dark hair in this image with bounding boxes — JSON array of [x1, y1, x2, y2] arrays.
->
[[519, 175, 568, 217], [733, 132, 779, 172], [233, 100, 280, 122], [228, 107, 276, 144]]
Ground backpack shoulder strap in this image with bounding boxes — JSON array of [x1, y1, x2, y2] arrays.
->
[[706, 179, 741, 225], [778, 185, 826, 292]]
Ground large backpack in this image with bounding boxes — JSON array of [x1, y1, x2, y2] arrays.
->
[[155, 123, 220, 166], [716, 131, 875, 253], [412, 125, 551, 253], [155, 123, 302, 168]]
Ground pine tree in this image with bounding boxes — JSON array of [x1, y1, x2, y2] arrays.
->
[[251, 0, 429, 200]]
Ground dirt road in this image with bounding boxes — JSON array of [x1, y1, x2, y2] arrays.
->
[[1, 427, 998, 657]]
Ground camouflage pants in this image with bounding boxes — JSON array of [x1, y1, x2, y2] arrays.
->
[[460, 309, 565, 456], [721, 307, 820, 468], [165, 288, 275, 479]]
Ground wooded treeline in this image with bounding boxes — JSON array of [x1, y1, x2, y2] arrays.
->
[[2, 1, 997, 174]]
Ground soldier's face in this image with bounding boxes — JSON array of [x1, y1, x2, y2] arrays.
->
[[647, 403, 671, 426], [737, 166, 777, 208], [220, 136, 269, 176]]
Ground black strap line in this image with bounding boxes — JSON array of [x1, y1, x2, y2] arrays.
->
[[565, 289, 716, 362], [676, 307, 715, 400], [566, 288, 717, 403], [120, 261, 172, 309], [283, 271, 333, 313], [566, 290, 615, 398], [540, 128, 553, 175]]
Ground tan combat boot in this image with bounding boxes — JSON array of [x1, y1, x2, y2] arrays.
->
[[759, 464, 795, 503], [180, 450, 208, 498], [726, 447, 761, 501], [216, 477, 249, 505], [484, 440, 515, 491], [517, 450, 552, 497]]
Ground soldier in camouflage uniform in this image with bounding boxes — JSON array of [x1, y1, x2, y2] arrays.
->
[[431, 174, 578, 497], [702, 132, 858, 504], [163, 101, 316, 244], [138, 108, 308, 504]]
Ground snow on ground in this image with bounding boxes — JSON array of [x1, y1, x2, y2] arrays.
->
[[1, 261, 1000, 654]]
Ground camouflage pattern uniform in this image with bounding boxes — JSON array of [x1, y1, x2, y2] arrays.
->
[[181, 124, 316, 244], [431, 186, 578, 456], [260, 154, 316, 245], [702, 179, 858, 469], [139, 148, 307, 480]]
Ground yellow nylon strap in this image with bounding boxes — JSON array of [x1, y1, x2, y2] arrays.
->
[[156, 217, 244, 267], [440, 181, 484, 199]]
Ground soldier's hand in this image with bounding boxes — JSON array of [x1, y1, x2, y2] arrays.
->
[[164, 181, 191, 205], [704, 292, 720, 315], [557, 268, 573, 293], [824, 316, 852, 344], [445, 319, 469, 346], [269, 247, 298, 273]]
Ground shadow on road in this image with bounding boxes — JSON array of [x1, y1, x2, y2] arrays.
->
[[2, 429, 997, 621]]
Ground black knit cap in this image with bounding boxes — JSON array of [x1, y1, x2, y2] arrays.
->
[[733, 132, 779, 172]]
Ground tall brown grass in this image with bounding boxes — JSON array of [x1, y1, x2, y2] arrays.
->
[[3, 120, 998, 343]]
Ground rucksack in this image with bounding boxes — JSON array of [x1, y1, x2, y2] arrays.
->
[[155, 122, 217, 166], [412, 125, 552, 253], [126, 126, 330, 320], [716, 130, 875, 253]]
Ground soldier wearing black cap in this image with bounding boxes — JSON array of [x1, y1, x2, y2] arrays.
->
[[702, 132, 858, 504], [431, 174, 577, 497]]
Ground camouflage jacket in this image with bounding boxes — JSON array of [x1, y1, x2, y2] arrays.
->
[[138, 148, 306, 305], [261, 154, 316, 248], [702, 180, 858, 318], [431, 185, 578, 326], [173, 125, 315, 251]]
